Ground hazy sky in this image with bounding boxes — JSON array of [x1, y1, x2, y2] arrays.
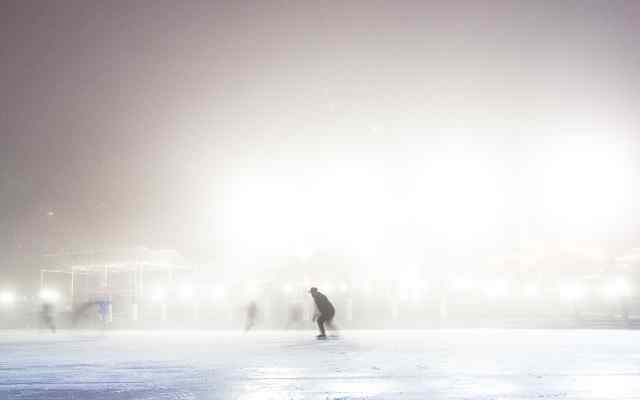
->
[[2, 1, 640, 278]]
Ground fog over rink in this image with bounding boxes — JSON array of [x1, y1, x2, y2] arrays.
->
[[2, 1, 640, 399], [2, 330, 640, 400]]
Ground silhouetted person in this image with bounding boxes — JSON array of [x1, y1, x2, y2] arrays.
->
[[40, 303, 56, 333], [309, 287, 335, 338], [245, 301, 258, 331], [71, 300, 98, 327], [97, 299, 111, 329]]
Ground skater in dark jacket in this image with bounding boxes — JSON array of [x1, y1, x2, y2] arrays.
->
[[309, 287, 335, 338]]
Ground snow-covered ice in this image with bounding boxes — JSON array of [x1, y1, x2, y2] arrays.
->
[[1, 329, 640, 399]]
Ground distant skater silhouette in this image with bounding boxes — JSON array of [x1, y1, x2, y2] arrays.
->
[[72, 298, 110, 329], [245, 301, 258, 331], [40, 303, 56, 333], [71, 300, 98, 327], [309, 287, 336, 339]]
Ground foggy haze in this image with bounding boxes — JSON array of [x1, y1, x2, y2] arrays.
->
[[2, 0, 640, 285]]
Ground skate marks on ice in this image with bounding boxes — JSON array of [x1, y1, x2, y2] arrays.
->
[[2, 330, 640, 399]]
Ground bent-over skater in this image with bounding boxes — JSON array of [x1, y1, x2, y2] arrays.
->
[[309, 287, 335, 338]]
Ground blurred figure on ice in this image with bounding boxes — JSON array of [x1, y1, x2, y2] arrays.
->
[[285, 301, 304, 330], [245, 301, 258, 331], [309, 287, 336, 339], [40, 302, 56, 333], [72, 300, 97, 327], [72, 298, 111, 329], [97, 299, 111, 329]]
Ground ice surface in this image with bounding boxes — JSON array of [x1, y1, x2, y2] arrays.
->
[[1, 329, 640, 399]]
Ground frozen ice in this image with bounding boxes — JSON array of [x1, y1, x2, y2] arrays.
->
[[1, 329, 640, 399]]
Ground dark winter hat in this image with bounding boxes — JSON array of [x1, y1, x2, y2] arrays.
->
[[309, 287, 318, 293]]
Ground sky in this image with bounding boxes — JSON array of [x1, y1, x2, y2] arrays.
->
[[1, 0, 640, 282]]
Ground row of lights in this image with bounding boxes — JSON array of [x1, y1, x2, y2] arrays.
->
[[1, 277, 633, 307], [147, 281, 352, 304], [0, 288, 61, 306], [405, 277, 634, 303], [147, 276, 634, 304]]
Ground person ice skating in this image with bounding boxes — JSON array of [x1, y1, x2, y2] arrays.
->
[[71, 300, 98, 327], [40, 302, 56, 333], [245, 301, 258, 331], [97, 299, 111, 329], [309, 287, 335, 338]]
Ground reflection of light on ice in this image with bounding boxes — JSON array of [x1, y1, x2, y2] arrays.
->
[[238, 387, 292, 400], [238, 367, 390, 399], [461, 380, 518, 397], [326, 380, 390, 397], [577, 374, 631, 398], [5, 330, 640, 399], [238, 367, 307, 400]]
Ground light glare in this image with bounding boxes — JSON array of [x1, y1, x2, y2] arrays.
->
[[601, 278, 633, 301], [178, 284, 194, 301], [484, 280, 510, 299], [0, 291, 15, 305], [559, 282, 587, 303], [150, 287, 167, 303], [39, 289, 60, 302]]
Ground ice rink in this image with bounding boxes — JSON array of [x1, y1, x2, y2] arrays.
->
[[2, 329, 640, 399]]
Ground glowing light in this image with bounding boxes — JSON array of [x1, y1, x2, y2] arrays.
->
[[409, 291, 423, 304], [338, 282, 349, 293], [559, 282, 587, 303], [601, 277, 633, 301], [450, 277, 473, 292], [211, 284, 226, 302], [283, 283, 294, 295], [398, 276, 428, 304], [295, 245, 315, 263], [541, 148, 632, 223], [244, 282, 259, 298], [39, 289, 60, 303], [523, 282, 541, 299], [0, 291, 15, 305], [411, 156, 505, 240], [150, 287, 167, 303], [483, 279, 510, 299], [177, 283, 194, 302]]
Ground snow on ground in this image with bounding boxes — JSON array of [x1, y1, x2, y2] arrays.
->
[[1, 329, 640, 399]]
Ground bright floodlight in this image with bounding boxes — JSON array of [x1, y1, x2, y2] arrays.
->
[[282, 283, 294, 295], [39, 288, 60, 303], [559, 282, 587, 303], [483, 279, 510, 299], [244, 282, 260, 298], [601, 278, 633, 301], [541, 148, 631, 223], [523, 283, 541, 299], [409, 291, 424, 304], [450, 277, 473, 292], [150, 287, 167, 303], [211, 284, 226, 302], [0, 291, 15, 305], [177, 284, 194, 302], [339, 282, 349, 293]]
